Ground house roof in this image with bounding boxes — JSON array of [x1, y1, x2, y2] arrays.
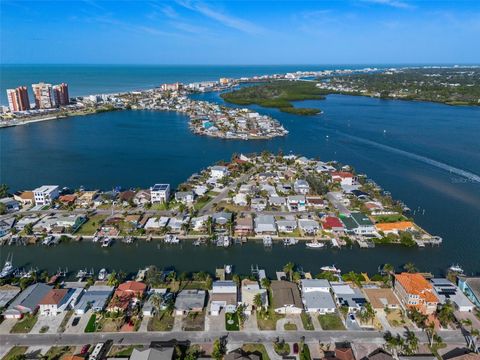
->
[[363, 288, 401, 309], [323, 216, 344, 229], [376, 221, 414, 232], [270, 281, 303, 309], [40, 288, 69, 305], [395, 273, 438, 303], [118, 281, 147, 293], [7, 283, 52, 312], [130, 348, 174, 360]]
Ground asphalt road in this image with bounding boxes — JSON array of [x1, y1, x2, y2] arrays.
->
[[0, 330, 467, 348]]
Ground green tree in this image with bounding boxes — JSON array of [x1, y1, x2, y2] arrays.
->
[[283, 262, 295, 281], [212, 339, 225, 360], [0, 203, 6, 215], [253, 293, 263, 310], [403, 262, 418, 273], [24, 223, 34, 235], [0, 184, 9, 198], [437, 301, 455, 327], [261, 277, 271, 289]]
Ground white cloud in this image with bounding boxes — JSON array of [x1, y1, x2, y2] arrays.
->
[[362, 0, 414, 9], [175, 0, 265, 35]]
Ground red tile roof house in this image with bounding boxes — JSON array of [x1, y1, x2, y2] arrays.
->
[[39, 288, 72, 316], [331, 172, 356, 186], [107, 281, 147, 312], [322, 216, 345, 233]]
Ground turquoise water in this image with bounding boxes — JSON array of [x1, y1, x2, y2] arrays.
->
[[1, 65, 479, 275]]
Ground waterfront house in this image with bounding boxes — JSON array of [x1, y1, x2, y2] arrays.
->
[[212, 212, 233, 226], [39, 288, 75, 316], [322, 216, 345, 233], [193, 185, 208, 197], [13, 191, 34, 206], [76, 191, 99, 207], [234, 214, 253, 236], [270, 280, 303, 314], [457, 276, 480, 308], [276, 219, 298, 233], [33, 185, 59, 206], [211, 165, 229, 179], [0, 218, 15, 237], [331, 283, 367, 312], [130, 348, 174, 360], [144, 216, 170, 231], [430, 278, 475, 312], [341, 212, 376, 235], [118, 190, 135, 205], [254, 215, 277, 234], [133, 190, 151, 205], [287, 195, 306, 212], [0, 285, 21, 308], [107, 281, 146, 312], [240, 279, 268, 315], [331, 171, 355, 186], [74, 285, 113, 315], [175, 191, 195, 205], [301, 279, 336, 314], [375, 221, 415, 235], [150, 184, 170, 204], [0, 198, 20, 213], [363, 287, 401, 311], [58, 194, 77, 206], [174, 289, 206, 316], [294, 179, 310, 195], [210, 281, 238, 316], [191, 215, 209, 232], [298, 219, 320, 235], [4, 283, 52, 319], [394, 273, 439, 315]]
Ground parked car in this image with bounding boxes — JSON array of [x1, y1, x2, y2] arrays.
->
[[349, 313, 355, 321], [80, 345, 90, 354], [293, 343, 299, 354], [72, 317, 80, 326]]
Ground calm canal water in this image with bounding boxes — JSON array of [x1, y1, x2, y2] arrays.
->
[[1, 92, 479, 276]]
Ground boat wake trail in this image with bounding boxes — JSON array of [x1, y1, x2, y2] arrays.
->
[[338, 132, 480, 183]]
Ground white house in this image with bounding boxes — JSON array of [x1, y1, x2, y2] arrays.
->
[[241, 279, 268, 315], [175, 191, 194, 204], [33, 185, 59, 206], [211, 166, 229, 179], [39, 288, 74, 316], [301, 279, 336, 314], [150, 184, 170, 203], [331, 172, 355, 186], [287, 195, 306, 212], [294, 179, 310, 195], [298, 219, 320, 235], [210, 281, 238, 316], [254, 215, 277, 234]]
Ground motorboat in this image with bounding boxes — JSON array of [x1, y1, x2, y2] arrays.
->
[[0, 256, 15, 279], [222, 236, 231, 247], [76, 269, 87, 279], [165, 234, 180, 244], [283, 238, 298, 246], [306, 242, 325, 249], [449, 264, 464, 274], [98, 268, 108, 281], [320, 265, 341, 273], [224, 264, 232, 274], [263, 236, 272, 247], [101, 237, 113, 247], [92, 236, 101, 243]]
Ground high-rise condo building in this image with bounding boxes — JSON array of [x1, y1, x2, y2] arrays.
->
[[6, 86, 31, 112], [52, 83, 70, 106], [32, 82, 53, 109]]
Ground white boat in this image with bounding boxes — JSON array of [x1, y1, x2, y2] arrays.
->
[[0, 256, 15, 279], [263, 236, 272, 247], [320, 265, 341, 273], [101, 238, 113, 247], [165, 234, 180, 244], [42, 236, 55, 246], [283, 238, 298, 246], [92, 236, 101, 243], [225, 265, 232, 274], [306, 242, 325, 249], [222, 236, 231, 247], [449, 264, 464, 274], [98, 268, 108, 281], [76, 269, 87, 279]]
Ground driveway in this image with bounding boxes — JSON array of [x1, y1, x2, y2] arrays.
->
[[205, 310, 225, 332], [65, 311, 92, 334], [345, 314, 361, 331], [0, 319, 16, 334], [31, 313, 67, 334], [276, 315, 303, 331]]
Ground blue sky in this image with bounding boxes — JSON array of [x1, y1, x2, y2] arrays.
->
[[1, 0, 479, 64]]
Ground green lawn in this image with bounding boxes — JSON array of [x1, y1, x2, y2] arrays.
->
[[2, 346, 28, 360], [10, 314, 38, 333], [242, 344, 270, 360], [193, 196, 211, 211], [226, 312, 240, 331], [273, 342, 290, 356], [57, 311, 73, 333], [76, 214, 107, 235], [284, 322, 297, 330], [147, 311, 174, 331], [372, 214, 408, 223], [108, 345, 144, 357], [256, 309, 285, 330], [182, 311, 205, 331], [318, 313, 346, 330], [301, 312, 315, 330], [84, 314, 97, 333]]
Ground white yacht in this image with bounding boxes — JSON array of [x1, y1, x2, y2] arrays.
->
[[263, 236, 273, 247], [306, 242, 325, 249], [224, 264, 232, 274], [283, 238, 298, 246], [0, 256, 15, 279], [98, 268, 108, 281], [101, 237, 113, 247], [320, 265, 341, 273], [449, 264, 464, 274], [165, 234, 180, 244]]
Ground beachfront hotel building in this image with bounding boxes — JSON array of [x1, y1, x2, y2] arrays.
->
[[52, 83, 70, 106], [32, 82, 53, 109], [6, 86, 30, 112]]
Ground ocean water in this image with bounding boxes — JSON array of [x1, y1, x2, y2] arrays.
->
[[1, 65, 479, 275]]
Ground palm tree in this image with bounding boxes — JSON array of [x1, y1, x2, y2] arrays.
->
[[261, 277, 271, 289], [283, 262, 295, 281], [426, 321, 436, 347], [253, 293, 263, 311], [403, 262, 417, 273], [150, 293, 162, 317], [437, 301, 454, 327], [403, 330, 419, 355], [206, 216, 213, 235]]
